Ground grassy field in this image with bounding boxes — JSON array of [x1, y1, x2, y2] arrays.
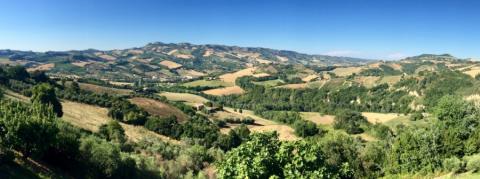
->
[[252, 79, 284, 87], [62, 101, 110, 132], [182, 79, 233, 87], [219, 67, 256, 83], [353, 76, 380, 88], [331, 66, 364, 77], [61, 100, 180, 143], [203, 86, 245, 96], [361, 112, 402, 124], [219, 107, 298, 141], [158, 92, 209, 105], [300, 112, 335, 125], [78, 82, 132, 95], [378, 75, 402, 85], [129, 97, 189, 122]]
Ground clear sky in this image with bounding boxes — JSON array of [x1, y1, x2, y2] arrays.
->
[[0, 0, 479, 60]]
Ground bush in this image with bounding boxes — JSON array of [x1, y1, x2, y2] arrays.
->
[[410, 111, 423, 121], [333, 111, 367, 134], [293, 120, 319, 137], [443, 157, 464, 173], [465, 154, 480, 172]]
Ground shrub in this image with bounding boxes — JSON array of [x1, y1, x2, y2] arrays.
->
[[465, 154, 480, 172], [410, 111, 423, 121], [293, 120, 319, 137], [443, 156, 464, 173], [334, 111, 367, 134]]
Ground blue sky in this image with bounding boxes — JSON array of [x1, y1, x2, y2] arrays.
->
[[0, 0, 479, 60]]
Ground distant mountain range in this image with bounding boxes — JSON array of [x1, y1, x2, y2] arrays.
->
[[0, 42, 373, 81]]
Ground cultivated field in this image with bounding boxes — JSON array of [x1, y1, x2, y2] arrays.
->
[[159, 60, 182, 69], [354, 76, 380, 88], [26, 63, 55, 72], [378, 75, 403, 85], [203, 86, 245, 96], [361, 112, 401, 124], [219, 67, 256, 83], [276, 83, 308, 89], [302, 74, 318, 82], [61, 101, 110, 132], [463, 66, 480, 78], [158, 92, 209, 105], [300, 112, 335, 125], [176, 69, 206, 77], [129, 97, 189, 122], [220, 107, 298, 141], [331, 66, 364, 77], [183, 79, 233, 87], [61, 100, 179, 143], [78, 83, 132, 95]]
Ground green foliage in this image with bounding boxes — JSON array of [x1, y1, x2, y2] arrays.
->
[[99, 120, 127, 144], [443, 156, 464, 173], [216, 132, 281, 178], [434, 95, 472, 121], [0, 100, 59, 158], [79, 136, 136, 178], [6, 65, 29, 81], [333, 111, 368, 134], [465, 154, 480, 172], [368, 123, 393, 140], [108, 98, 148, 125], [386, 127, 443, 174], [293, 120, 320, 137], [144, 115, 182, 139], [217, 132, 367, 178], [410, 111, 423, 121], [31, 83, 63, 117]]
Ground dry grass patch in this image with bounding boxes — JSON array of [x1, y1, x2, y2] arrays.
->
[[252, 73, 271, 78], [159, 60, 182, 69], [98, 54, 117, 61], [183, 79, 233, 87], [109, 81, 134, 86], [177, 69, 206, 77], [463, 66, 480, 77], [120, 123, 180, 144], [129, 97, 188, 122], [221, 107, 298, 141], [219, 67, 256, 83], [72, 61, 94, 67], [203, 86, 245, 96], [300, 112, 335, 125], [378, 75, 402, 85], [362, 112, 401, 124], [158, 92, 209, 104], [79, 83, 132, 95], [332, 67, 364, 77], [61, 101, 110, 132], [276, 83, 308, 89], [354, 76, 380, 88], [302, 74, 318, 82], [27, 63, 54, 72], [276, 56, 289, 62]]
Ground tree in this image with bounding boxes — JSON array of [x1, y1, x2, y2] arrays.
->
[[79, 136, 136, 178], [293, 120, 319, 137], [0, 100, 59, 158], [434, 95, 471, 122], [99, 121, 127, 144], [6, 65, 29, 81], [333, 111, 367, 134], [144, 116, 182, 138], [31, 83, 63, 117], [216, 132, 281, 178], [30, 71, 49, 83]]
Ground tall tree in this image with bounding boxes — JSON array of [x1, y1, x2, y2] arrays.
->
[[31, 83, 63, 117]]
